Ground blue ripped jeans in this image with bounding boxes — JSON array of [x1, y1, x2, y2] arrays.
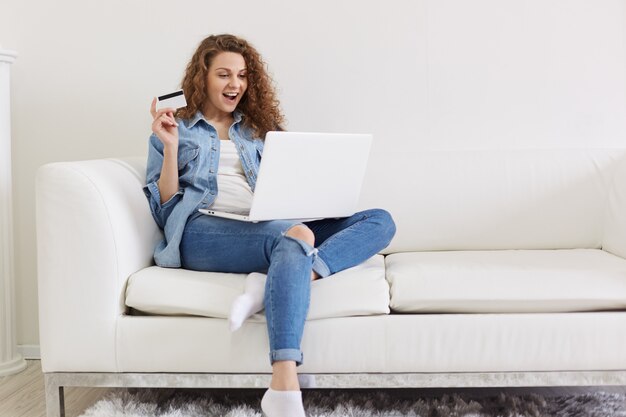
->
[[179, 208, 396, 366]]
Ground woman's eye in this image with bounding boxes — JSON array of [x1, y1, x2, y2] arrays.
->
[[218, 74, 228, 78], [238, 74, 247, 79]]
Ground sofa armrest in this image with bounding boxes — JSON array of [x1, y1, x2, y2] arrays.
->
[[36, 158, 161, 372], [603, 153, 626, 260]]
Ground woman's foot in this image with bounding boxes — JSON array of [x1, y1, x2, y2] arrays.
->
[[261, 387, 306, 417], [228, 272, 267, 331]]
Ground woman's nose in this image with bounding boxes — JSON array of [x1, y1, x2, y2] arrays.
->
[[228, 76, 241, 88]]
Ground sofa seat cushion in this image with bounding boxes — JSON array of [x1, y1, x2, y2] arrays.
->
[[386, 249, 626, 313], [125, 255, 388, 320]]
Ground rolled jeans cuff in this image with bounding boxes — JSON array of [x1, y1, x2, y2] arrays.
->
[[270, 349, 304, 366], [312, 252, 331, 278]]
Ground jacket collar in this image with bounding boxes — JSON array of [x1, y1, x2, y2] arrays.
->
[[187, 110, 243, 129]]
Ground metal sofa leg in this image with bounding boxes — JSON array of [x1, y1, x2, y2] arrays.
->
[[44, 374, 65, 417]]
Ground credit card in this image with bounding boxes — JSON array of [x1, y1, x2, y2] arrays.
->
[[156, 89, 187, 111]]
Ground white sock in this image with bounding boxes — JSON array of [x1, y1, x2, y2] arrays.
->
[[261, 387, 306, 417], [228, 272, 267, 332]]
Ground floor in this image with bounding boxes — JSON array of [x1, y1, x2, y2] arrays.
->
[[0, 361, 115, 417], [1, 360, 625, 417]]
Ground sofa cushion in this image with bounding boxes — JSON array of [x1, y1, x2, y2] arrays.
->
[[386, 249, 626, 313], [125, 255, 389, 320], [358, 149, 625, 254]]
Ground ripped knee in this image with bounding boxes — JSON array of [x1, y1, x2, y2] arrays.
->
[[284, 224, 315, 247]]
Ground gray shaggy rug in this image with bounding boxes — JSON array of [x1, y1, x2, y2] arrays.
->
[[79, 388, 626, 417]]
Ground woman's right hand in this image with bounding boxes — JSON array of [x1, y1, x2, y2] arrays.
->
[[150, 97, 179, 149]]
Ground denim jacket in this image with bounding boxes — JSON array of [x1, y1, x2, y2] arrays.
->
[[143, 110, 264, 267]]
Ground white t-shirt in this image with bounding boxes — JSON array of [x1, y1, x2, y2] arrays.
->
[[210, 139, 254, 212]]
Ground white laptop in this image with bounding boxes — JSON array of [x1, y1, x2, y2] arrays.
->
[[198, 131, 372, 222]]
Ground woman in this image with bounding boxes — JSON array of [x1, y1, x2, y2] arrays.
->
[[144, 34, 396, 417]]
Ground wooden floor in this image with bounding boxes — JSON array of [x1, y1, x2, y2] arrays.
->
[[0, 360, 115, 417], [1, 360, 625, 417]]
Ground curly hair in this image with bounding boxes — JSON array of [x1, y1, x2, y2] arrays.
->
[[176, 34, 285, 138]]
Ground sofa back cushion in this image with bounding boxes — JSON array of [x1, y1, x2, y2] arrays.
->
[[358, 149, 626, 254], [114, 149, 626, 256]]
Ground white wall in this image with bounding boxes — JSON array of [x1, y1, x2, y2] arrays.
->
[[1, 0, 625, 348]]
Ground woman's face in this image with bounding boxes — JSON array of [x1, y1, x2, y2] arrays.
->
[[203, 52, 248, 118]]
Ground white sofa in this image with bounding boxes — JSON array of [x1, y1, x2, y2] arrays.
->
[[36, 148, 626, 417]]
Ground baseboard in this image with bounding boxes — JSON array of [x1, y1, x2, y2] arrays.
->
[[18, 345, 40, 359]]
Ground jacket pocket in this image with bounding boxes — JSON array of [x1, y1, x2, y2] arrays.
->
[[177, 146, 200, 184], [178, 146, 200, 170]]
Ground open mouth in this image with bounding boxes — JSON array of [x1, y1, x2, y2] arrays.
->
[[223, 92, 238, 103]]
